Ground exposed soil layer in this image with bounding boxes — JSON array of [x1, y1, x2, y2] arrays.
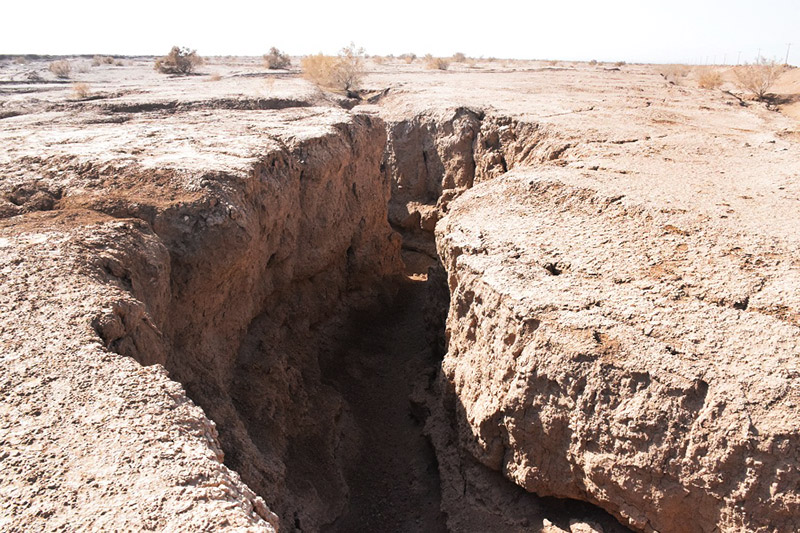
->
[[2, 57, 800, 533]]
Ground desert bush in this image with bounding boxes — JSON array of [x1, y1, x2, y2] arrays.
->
[[452, 52, 466, 63], [399, 53, 416, 64], [661, 64, 690, 80], [425, 55, 449, 70], [301, 43, 365, 93], [372, 55, 385, 64], [615, 61, 626, 67], [49, 60, 71, 79], [207, 73, 222, 81], [588, 59, 598, 66], [697, 68, 723, 89], [155, 46, 202, 75], [735, 59, 784, 101], [92, 55, 114, 66], [264, 47, 291, 69], [72, 82, 90, 99]]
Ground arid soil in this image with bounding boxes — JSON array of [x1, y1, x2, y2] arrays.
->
[[1, 56, 799, 532]]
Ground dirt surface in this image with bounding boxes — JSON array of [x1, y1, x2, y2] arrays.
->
[[1, 55, 799, 532]]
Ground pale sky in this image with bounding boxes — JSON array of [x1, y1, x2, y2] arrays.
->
[[3, 0, 798, 64]]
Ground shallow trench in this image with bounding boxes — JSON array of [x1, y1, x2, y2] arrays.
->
[[92, 108, 633, 532]]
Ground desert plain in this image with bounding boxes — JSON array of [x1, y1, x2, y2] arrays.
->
[[1, 55, 799, 532]]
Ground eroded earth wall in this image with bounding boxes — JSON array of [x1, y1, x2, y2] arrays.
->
[[435, 173, 800, 532], [1, 111, 403, 532]]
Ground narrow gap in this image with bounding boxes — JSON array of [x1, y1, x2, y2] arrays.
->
[[320, 249, 448, 532]]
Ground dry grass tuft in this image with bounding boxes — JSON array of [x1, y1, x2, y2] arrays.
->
[[92, 55, 115, 67], [49, 60, 71, 79], [301, 43, 365, 93], [735, 59, 784, 101], [264, 47, 291, 69], [424, 54, 449, 70], [72, 82, 91, 99], [207, 73, 222, 82], [155, 46, 202, 75], [452, 52, 466, 63], [697, 68, 723, 89], [660, 64, 691, 83]]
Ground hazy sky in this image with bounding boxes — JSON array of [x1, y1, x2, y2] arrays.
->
[[4, 0, 798, 64]]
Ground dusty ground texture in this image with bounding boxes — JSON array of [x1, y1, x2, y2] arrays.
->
[[1, 55, 799, 532]]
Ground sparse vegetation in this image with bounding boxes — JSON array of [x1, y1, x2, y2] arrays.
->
[[399, 53, 416, 64], [425, 55, 449, 70], [207, 73, 222, 82], [264, 47, 291, 69], [92, 55, 115, 67], [697, 68, 723, 89], [49, 60, 71, 79], [452, 52, 466, 63], [615, 61, 626, 67], [660, 64, 691, 83], [72, 82, 91, 99], [155, 46, 202, 75], [735, 59, 784, 101], [589, 59, 598, 66], [301, 43, 365, 93]]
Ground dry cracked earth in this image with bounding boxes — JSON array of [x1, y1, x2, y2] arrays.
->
[[1, 56, 799, 533]]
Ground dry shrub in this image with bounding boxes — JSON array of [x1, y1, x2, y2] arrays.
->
[[735, 59, 784, 101], [452, 52, 466, 62], [588, 59, 598, 66], [49, 60, 71, 79], [92, 55, 114, 66], [114, 60, 125, 67], [372, 55, 385, 65], [155, 46, 202, 75], [661, 64, 690, 82], [264, 47, 290, 69], [207, 73, 222, 82], [615, 61, 626, 67], [399, 53, 416, 64], [301, 43, 365, 93], [697, 68, 723, 89], [424, 54, 449, 70], [72, 82, 90, 99], [548, 60, 558, 66]]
